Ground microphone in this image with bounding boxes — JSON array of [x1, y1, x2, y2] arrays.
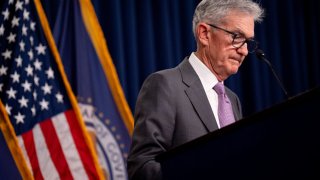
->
[[255, 49, 289, 99]]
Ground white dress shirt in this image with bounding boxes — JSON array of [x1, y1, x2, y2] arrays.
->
[[189, 52, 222, 128]]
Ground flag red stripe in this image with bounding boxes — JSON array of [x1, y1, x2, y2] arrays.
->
[[22, 130, 44, 180], [65, 110, 99, 179], [40, 118, 73, 179]]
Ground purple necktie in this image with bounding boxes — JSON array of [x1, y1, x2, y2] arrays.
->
[[214, 82, 235, 128]]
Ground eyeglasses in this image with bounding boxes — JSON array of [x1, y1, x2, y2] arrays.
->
[[207, 24, 258, 53]]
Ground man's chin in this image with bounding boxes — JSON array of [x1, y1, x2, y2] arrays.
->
[[229, 66, 240, 74]]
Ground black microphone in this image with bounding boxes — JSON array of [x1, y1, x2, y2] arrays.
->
[[255, 49, 289, 99]]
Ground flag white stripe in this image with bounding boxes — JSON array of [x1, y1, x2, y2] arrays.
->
[[33, 123, 60, 179], [17, 136, 33, 176], [52, 113, 88, 180]]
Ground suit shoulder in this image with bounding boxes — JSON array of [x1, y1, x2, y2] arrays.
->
[[154, 66, 180, 77], [225, 86, 238, 98], [144, 67, 180, 84]]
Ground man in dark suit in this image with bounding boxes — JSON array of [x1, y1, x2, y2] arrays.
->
[[127, 0, 264, 179]]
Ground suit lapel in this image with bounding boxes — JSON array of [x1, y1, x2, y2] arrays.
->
[[231, 101, 241, 121], [225, 89, 241, 121], [179, 58, 219, 132]]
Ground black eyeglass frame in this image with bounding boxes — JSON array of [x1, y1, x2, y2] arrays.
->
[[207, 23, 258, 53]]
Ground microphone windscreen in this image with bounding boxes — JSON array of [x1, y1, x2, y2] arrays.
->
[[255, 49, 265, 59]]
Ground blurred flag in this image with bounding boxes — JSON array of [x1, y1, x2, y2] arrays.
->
[[49, 0, 134, 179], [0, 0, 103, 179], [0, 111, 26, 179]]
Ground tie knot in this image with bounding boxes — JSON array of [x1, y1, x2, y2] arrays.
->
[[214, 82, 225, 95]]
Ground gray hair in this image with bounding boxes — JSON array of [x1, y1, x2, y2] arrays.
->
[[192, 0, 264, 37]]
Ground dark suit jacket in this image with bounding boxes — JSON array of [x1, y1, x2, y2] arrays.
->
[[127, 58, 242, 180]]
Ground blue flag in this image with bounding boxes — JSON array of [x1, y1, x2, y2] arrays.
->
[[49, 0, 134, 179], [0, 129, 22, 179]]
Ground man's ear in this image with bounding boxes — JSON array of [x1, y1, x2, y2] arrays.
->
[[196, 23, 210, 46]]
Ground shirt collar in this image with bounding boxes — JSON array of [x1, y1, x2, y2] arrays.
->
[[189, 52, 220, 91]]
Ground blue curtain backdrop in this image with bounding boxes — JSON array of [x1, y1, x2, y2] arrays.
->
[[43, 0, 320, 117]]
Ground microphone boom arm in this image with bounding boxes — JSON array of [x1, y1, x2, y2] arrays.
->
[[255, 49, 289, 99]]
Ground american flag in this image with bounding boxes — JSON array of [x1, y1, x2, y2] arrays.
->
[[0, 0, 101, 179]]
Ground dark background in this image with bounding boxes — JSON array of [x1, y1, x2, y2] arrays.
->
[[43, 0, 320, 117]]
